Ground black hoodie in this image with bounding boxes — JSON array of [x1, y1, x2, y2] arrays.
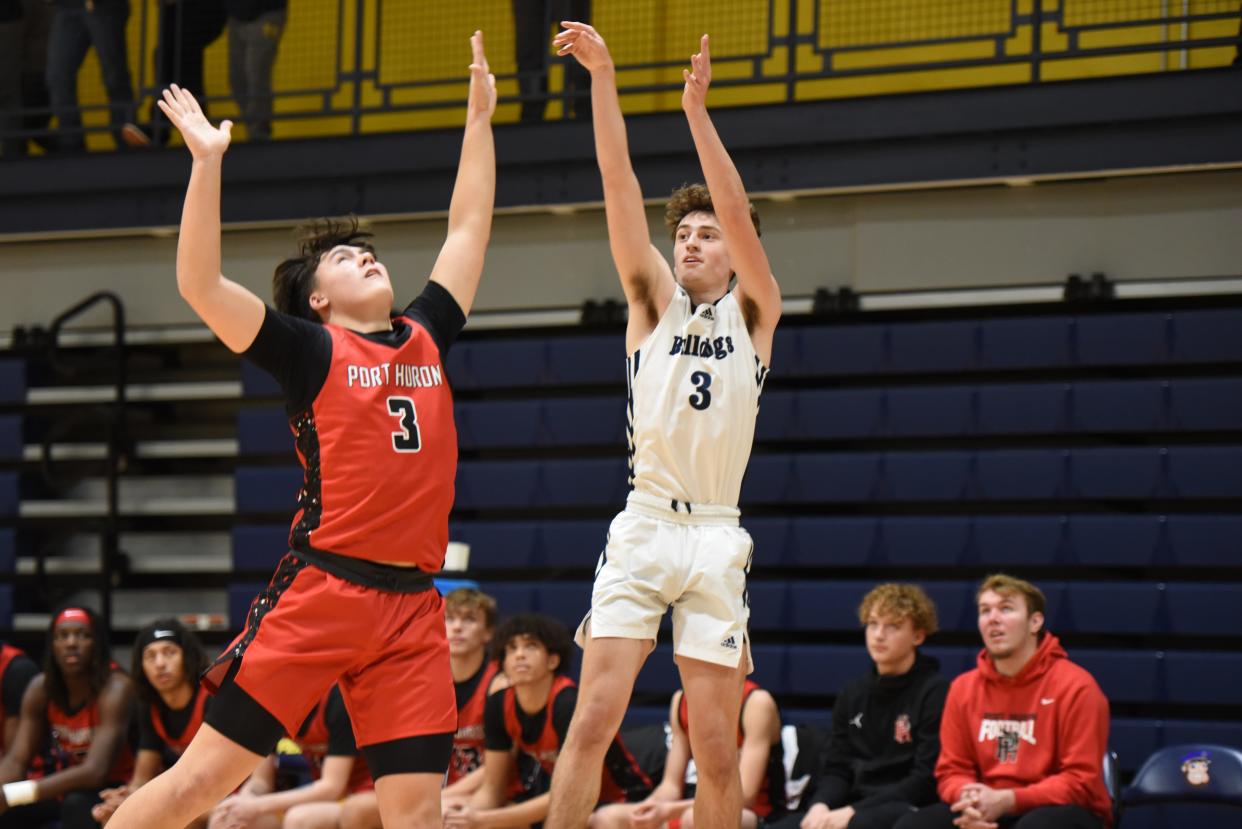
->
[[808, 652, 949, 811]]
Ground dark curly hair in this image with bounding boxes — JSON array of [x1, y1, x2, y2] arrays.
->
[[492, 613, 573, 676], [664, 183, 760, 240], [272, 216, 375, 322]]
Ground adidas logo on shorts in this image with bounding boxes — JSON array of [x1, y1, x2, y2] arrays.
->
[[720, 635, 738, 650]]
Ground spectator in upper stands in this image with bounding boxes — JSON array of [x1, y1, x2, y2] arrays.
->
[[0, 640, 40, 758], [443, 614, 650, 829], [0, 606, 137, 829], [893, 575, 1112, 829], [590, 677, 785, 829], [45, 0, 136, 151], [771, 584, 948, 829], [208, 683, 373, 829], [0, 0, 53, 158], [512, 0, 590, 122], [224, 0, 286, 141], [91, 619, 211, 827], [336, 588, 508, 829]]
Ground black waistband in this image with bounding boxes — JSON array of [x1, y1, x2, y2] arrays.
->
[[292, 546, 436, 593]]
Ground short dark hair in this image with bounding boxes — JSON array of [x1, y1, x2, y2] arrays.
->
[[44, 606, 112, 712], [272, 216, 374, 322], [130, 618, 208, 706], [664, 183, 761, 240], [492, 613, 573, 675]]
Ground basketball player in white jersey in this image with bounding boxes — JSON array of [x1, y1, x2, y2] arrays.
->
[[546, 23, 782, 829]]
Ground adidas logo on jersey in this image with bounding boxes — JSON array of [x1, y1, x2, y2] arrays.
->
[[720, 635, 738, 650], [699, 306, 714, 321]]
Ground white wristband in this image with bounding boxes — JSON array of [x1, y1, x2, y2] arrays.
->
[[2, 780, 37, 807]]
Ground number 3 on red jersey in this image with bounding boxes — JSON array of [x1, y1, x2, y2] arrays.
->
[[386, 396, 422, 452]]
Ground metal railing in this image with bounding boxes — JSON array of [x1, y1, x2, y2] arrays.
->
[[1, 1, 1239, 154]]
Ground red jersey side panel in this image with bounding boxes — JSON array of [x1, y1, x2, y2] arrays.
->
[[290, 319, 457, 570], [448, 661, 500, 785], [295, 687, 374, 795], [149, 686, 209, 758]]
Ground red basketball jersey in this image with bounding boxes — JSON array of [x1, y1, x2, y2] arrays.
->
[[448, 660, 500, 785], [295, 687, 374, 794], [46, 669, 135, 783], [149, 685, 209, 758], [0, 644, 24, 747], [288, 318, 457, 570]]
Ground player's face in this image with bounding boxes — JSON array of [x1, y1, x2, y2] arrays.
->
[[51, 621, 94, 677], [502, 634, 559, 685], [977, 589, 1042, 660], [312, 244, 395, 322], [673, 212, 732, 296], [142, 641, 186, 693], [864, 611, 924, 675], [445, 607, 492, 658]]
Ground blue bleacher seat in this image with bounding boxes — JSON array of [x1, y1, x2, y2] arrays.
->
[[785, 645, 870, 696], [1076, 314, 1169, 366], [536, 520, 609, 568], [1072, 448, 1165, 499], [1169, 379, 1242, 431], [240, 358, 280, 397], [976, 383, 1070, 435], [0, 585, 12, 630], [451, 521, 539, 570], [973, 516, 1065, 566], [883, 451, 971, 501], [539, 398, 625, 447], [746, 582, 788, 631], [1167, 516, 1242, 566], [979, 317, 1073, 370], [745, 517, 791, 566], [1162, 721, 1242, 749], [788, 583, 866, 632], [975, 449, 1066, 500], [788, 517, 877, 567], [1074, 650, 1163, 704], [458, 340, 546, 389], [794, 389, 884, 440], [782, 707, 833, 732], [456, 400, 540, 449], [634, 645, 679, 693], [234, 466, 303, 515], [546, 336, 622, 385], [1073, 381, 1167, 433], [0, 473, 16, 516], [1168, 448, 1242, 498], [532, 582, 591, 632], [0, 360, 26, 404], [755, 391, 795, 441], [482, 582, 539, 617], [921, 646, 975, 679], [622, 706, 668, 728], [1069, 516, 1163, 566], [882, 517, 970, 566], [1122, 742, 1242, 818], [236, 408, 292, 456], [1165, 584, 1242, 637], [794, 453, 881, 502], [886, 387, 974, 437], [0, 416, 19, 461], [0, 529, 13, 573], [231, 524, 290, 571], [1171, 308, 1242, 363], [1064, 583, 1165, 634], [750, 644, 789, 694], [539, 458, 628, 508], [793, 326, 886, 377], [888, 320, 976, 374], [741, 454, 794, 504], [455, 461, 539, 510], [228, 582, 265, 631], [1111, 718, 1163, 774], [920, 581, 975, 632]]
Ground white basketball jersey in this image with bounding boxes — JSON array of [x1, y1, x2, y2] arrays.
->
[[626, 287, 769, 507]]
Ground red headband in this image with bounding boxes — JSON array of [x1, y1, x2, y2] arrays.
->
[[54, 608, 90, 627]]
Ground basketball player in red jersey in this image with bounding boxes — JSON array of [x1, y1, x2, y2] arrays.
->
[[0, 641, 39, 760], [92, 619, 212, 826], [339, 588, 507, 829], [105, 32, 497, 829], [0, 607, 137, 828]]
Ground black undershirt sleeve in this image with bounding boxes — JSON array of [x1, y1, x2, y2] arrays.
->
[[324, 687, 359, 757], [1, 656, 38, 717], [483, 692, 513, 752], [137, 708, 161, 752], [242, 306, 333, 415], [403, 280, 467, 357]]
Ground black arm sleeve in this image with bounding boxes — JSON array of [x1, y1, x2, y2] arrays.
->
[[2, 657, 39, 718], [808, 695, 855, 809], [324, 687, 359, 757], [484, 692, 513, 752], [403, 281, 467, 357], [851, 678, 950, 810], [137, 708, 161, 752], [552, 686, 577, 745], [242, 305, 333, 415]]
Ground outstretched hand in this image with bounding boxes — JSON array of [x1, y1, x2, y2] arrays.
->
[[467, 30, 497, 118], [553, 20, 614, 73], [156, 84, 232, 160], [682, 34, 712, 111]]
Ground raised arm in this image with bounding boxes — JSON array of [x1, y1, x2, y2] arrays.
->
[[681, 36, 782, 363], [427, 31, 497, 318], [554, 22, 675, 342], [157, 85, 266, 354]]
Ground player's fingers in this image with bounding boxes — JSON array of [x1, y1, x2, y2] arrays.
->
[[701, 33, 710, 57]]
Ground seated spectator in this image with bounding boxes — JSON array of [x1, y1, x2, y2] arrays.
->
[[591, 677, 785, 829], [91, 619, 212, 826], [774, 583, 948, 829], [0, 640, 40, 758], [338, 588, 507, 829], [0, 607, 136, 829], [225, 0, 287, 141], [444, 614, 650, 829], [894, 575, 1112, 829], [207, 683, 372, 829], [45, 0, 136, 151]]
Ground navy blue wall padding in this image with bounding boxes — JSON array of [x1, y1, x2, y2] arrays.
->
[[1171, 308, 1242, 363], [785, 646, 872, 696], [457, 400, 541, 449], [0, 529, 13, 573], [975, 450, 1066, 500], [977, 383, 1069, 434], [792, 326, 887, 377], [1164, 654, 1242, 706], [1076, 314, 1169, 366], [1069, 516, 1162, 566], [747, 582, 788, 631], [231, 524, 290, 571], [1064, 583, 1166, 634], [455, 461, 539, 510], [1073, 380, 1167, 433], [887, 387, 974, 437], [633, 646, 679, 693], [241, 359, 280, 397], [921, 646, 975, 678], [234, 466, 303, 514], [884, 451, 972, 501], [1074, 650, 1163, 704], [1169, 379, 1242, 431], [795, 453, 882, 503], [1168, 448, 1242, 498], [1166, 516, 1242, 566], [1112, 718, 1163, 774], [974, 516, 1065, 566], [237, 408, 292, 456], [539, 458, 629, 508], [979, 317, 1073, 370], [539, 398, 625, 447], [0, 359, 26, 404], [1162, 722, 1242, 749], [883, 517, 971, 566], [452, 522, 539, 569], [889, 320, 977, 374], [0, 473, 17, 516], [228, 582, 265, 630], [545, 336, 623, 385], [1165, 585, 1242, 636], [0, 585, 11, 630], [782, 707, 833, 732], [531, 520, 607, 568], [803, 389, 885, 439], [0, 416, 20, 461], [622, 706, 668, 728], [1073, 448, 1165, 499]]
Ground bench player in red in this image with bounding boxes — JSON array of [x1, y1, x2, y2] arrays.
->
[[106, 31, 498, 829]]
